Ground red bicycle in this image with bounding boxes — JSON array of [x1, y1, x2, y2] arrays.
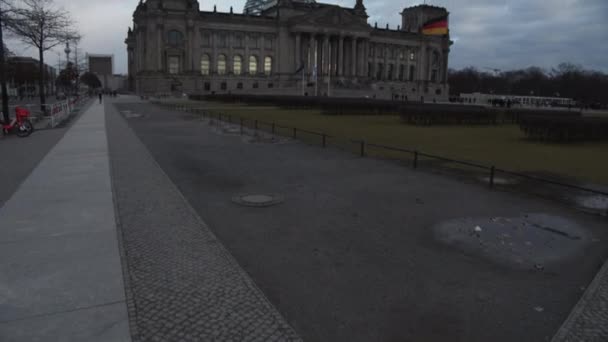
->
[[2, 106, 34, 137]]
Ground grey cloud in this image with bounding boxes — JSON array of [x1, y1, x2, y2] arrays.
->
[[7, 0, 607, 74]]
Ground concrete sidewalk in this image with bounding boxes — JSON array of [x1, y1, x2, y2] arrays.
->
[[0, 101, 131, 341]]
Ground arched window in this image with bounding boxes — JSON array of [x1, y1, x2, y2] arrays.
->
[[249, 55, 258, 76], [217, 54, 227, 75], [200, 54, 210, 75], [168, 30, 184, 46], [264, 56, 272, 76], [233, 55, 242, 75]]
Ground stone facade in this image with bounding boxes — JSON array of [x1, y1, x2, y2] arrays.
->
[[126, 0, 452, 101]]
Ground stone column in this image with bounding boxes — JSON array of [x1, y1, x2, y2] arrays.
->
[[183, 26, 194, 71], [384, 45, 389, 80], [295, 33, 301, 69], [338, 36, 344, 77], [212, 31, 217, 74], [323, 35, 329, 77], [244, 33, 250, 74], [442, 49, 449, 83], [308, 34, 314, 80], [157, 25, 163, 71], [351, 37, 357, 77], [358, 40, 365, 77], [137, 27, 146, 71], [228, 33, 233, 74]]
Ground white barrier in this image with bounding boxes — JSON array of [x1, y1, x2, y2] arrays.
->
[[4, 96, 91, 128]]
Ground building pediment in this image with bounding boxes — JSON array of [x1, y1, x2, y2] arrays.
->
[[289, 6, 371, 33]]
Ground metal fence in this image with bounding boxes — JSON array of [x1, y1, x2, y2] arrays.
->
[[6, 96, 90, 129], [162, 103, 608, 215]]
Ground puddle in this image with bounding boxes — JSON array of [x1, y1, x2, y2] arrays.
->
[[433, 213, 588, 270], [232, 193, 284, 207], [479, 176, 519, 185], [121, 110, 143, 119], [576, 195, 608, 211]]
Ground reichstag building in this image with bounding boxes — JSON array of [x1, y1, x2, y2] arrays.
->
[[126, 0, 452, 101]]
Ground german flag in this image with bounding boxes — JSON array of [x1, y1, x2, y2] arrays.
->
[[421, 15, 449, 36]]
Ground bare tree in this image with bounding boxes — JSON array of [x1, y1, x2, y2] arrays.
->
[[5, 0, 79, 113], [0, 0, 14, 123]]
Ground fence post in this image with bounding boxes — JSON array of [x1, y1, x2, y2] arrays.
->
[[360, 140, 365, 157], [413, 151, 418, 169], [322, 134, 327, 148], [293, 127, 297, 139], [489, 166, 495, 188]]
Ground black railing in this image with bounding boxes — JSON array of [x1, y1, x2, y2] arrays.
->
[[161, 103, 608, 214]]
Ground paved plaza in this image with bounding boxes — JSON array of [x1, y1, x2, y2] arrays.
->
[[0, 96, 607, 341]]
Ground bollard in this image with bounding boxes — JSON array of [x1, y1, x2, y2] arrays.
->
[[255, 120, 258, 130], [272, 122, 276, 135], [489, 166, 495, 188], [293, 127, 297, 139], [322, 134, 327, 148], [413, 151, 418, 169], [360, 140, 365, 157]]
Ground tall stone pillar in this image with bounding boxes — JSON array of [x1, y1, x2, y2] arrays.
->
[[157, 24, 163, 71], [351, 37, 357, 77], [295, 33, 301, 69], [370, 42, 376, 79], [323, 35, 329, 77], [308, 34, 314, 80], [244, 33, 249, 74], [384, 45, 389, 80], [212, 31, 217, 74], [338, 36, 344, 77]]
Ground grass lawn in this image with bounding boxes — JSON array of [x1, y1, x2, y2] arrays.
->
[[171, 101, 608, 186]]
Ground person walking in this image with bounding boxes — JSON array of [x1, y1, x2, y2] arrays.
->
[[98, 92, 103, 104]]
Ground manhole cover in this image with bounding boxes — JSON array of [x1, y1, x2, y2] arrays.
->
[[232, 193, 284, 207]]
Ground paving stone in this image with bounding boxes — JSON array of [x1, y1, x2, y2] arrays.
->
[[106, 100, 301, 342]]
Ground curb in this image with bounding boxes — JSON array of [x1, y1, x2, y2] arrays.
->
[[552, 257, 608, 341]]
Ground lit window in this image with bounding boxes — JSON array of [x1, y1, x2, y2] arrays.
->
[[168, 56, 179, 74], [233, 55, 242, 75], [249, 55, 258, 75], [410, 52, 415, 61], [200, 54, 210, 75], [217, 54, 226, 75], [168, 30, 183, 46], [264, 56, 272, 75]]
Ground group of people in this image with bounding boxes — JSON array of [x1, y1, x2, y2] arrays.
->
[[97, 90, 119, 104]]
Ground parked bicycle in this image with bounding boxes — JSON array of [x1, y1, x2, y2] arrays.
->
[[2, 107, 34, 137]]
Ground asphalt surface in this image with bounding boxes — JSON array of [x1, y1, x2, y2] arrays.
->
[[106, 99, 301, 342], [0, 126, 67, 208], [114, 102, 608, 342]]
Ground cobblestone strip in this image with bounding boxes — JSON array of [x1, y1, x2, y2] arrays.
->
[[552, 259, 608, 342], [106, 103, 302, 342]]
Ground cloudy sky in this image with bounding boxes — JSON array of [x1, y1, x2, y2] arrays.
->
[[7, 0, 608, 74]]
